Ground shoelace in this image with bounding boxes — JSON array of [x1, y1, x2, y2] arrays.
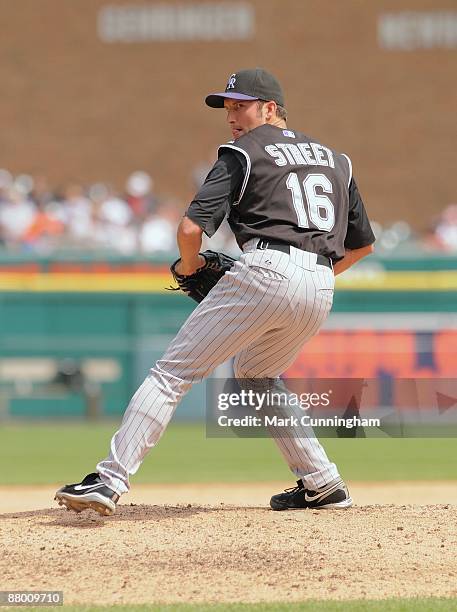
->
[[283, 480, 304, 494]]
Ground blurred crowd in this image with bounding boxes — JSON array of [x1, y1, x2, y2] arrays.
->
[[0, 169, 183, 255], [371, 204, 457, 255], [423, 204, 457, 253], [0, 167, 456, 257], [0, 166, 238, 257]]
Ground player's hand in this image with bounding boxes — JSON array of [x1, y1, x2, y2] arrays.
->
[[168, 250, 236, 303], [175, 255, 206, 276]]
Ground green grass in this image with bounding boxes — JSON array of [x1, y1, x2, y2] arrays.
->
[[20, 598, 457, 611], [0, 422, 456, 486]]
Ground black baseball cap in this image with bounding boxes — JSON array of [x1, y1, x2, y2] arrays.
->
[[205, 68, 284, 108]]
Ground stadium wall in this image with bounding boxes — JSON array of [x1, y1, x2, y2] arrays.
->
[[1, 254, 456, 419], [1, 0, 456, 227]]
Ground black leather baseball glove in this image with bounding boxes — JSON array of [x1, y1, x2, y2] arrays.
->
[[168, 250, 236, 303]]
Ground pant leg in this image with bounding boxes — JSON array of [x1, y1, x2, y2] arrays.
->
[[232, 259, 339, 489], [97, 256, 302, 494]]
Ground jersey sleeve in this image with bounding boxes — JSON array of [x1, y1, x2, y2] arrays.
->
[[185, 151, 245, 238], [344, 177, 376, 249]]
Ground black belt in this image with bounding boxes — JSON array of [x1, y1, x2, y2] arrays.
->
[[257, 239, 332, 269]]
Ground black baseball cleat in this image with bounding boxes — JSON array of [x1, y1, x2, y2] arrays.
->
[[270, 477, 353, 511], [54, 472, 119, 516]]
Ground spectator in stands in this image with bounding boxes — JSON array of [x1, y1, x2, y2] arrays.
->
[[30, 173, 55, 208], [0, 184, 37, 249], [431, 204, 457, 252], [91, 183, 137, 254], [60, 182, 94, 244], [21, 206, 65, 252], [125, 171, 158, 223], [139, 200, 180, 254]]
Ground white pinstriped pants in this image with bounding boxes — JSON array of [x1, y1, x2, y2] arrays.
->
[[97, 240, 340, 495]]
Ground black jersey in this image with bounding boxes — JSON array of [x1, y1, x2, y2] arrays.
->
[[187, 123, 375, 261]]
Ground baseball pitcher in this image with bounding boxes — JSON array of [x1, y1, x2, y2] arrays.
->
[[55, 68, 375, 515]]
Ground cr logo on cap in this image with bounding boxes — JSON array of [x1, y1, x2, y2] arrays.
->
[[226, 74, 236, 90]]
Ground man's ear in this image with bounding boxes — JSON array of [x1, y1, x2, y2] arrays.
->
[[265, 101, 277, 120]]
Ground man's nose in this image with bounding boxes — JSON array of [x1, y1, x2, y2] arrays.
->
[[226, 110, 236, 124]]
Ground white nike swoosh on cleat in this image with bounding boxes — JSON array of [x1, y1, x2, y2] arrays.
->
[[304, 482, 345, 503], [73, 483, 106, 491], [305, 491, 326, 502]]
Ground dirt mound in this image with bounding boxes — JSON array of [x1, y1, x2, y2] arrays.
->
[[2, 481, 457, 513], [1, 501, 456, 605]]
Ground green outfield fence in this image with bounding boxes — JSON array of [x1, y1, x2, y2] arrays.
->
[[0, 251, 456, 419]]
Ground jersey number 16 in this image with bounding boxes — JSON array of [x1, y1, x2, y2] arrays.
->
[[286, 172, 335, 232]]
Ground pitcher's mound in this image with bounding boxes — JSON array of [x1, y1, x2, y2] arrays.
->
[[1, 501, 456, 605]]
